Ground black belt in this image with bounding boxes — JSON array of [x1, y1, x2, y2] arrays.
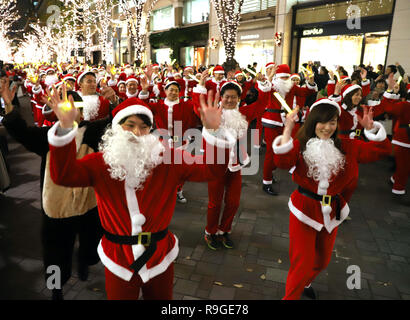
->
[[297, 186, 341, 220], [339, 129, 362, 137], [103, 228, 168, 272], [266, 108, 285, 113], [399, 124, 410, 128]]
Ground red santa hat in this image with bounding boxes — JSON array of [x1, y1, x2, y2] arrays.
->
[[340, 75, 350, 81], [125, 75, 139, 85], [45, 67, 56, 74], [184, 66, 194, 72], [309, 98, 341, 116], [213, 65, 225, 75], [342, 83, 361, 98], [152, 63, 160, 69], [290, 73, 301, 80], [112, 98, 154, 126], [77, 71, 96, 84], [164, 79, 181, 90], [265, 62, 275, 69], [406, 83, 410, 93], [220, 80, 242, 94], [117, 80, 126, 87], [275, 64, 291, 78], [119, 72, 127, 81], [234, 70, 244, 79], [62, 74, 76, 82]]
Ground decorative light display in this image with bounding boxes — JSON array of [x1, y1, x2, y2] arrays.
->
[[274, 32, 282, 46], [211, 0, 244, 61], [208, 37, 218, 49], [0, 0, 20, 62]]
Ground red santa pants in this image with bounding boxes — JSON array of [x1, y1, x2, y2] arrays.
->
[[252, 116, 263, 146], [263, 126, 283, 183], [104, 263, 174, 300], [206, 170, 242, 235], [283, 213, 338, 300], [392, 145, 410, 194]]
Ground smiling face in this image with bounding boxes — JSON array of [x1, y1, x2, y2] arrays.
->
[[165, 84, 180, 101], [80, 74, 97, 95], [351, 90, 362, 106], [315, 116, 338, 140], [221, 88, 240, 110], [126, 80, 139, 95]]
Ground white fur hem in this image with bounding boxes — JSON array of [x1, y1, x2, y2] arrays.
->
[[273, 135, 293, 154], [193, 85, 207, 95], [47, 121, 78, 147], [288, 199, 324, 232], [262, 118, 283, 127], [392, 140, 410, 148], [202, 127, 236, 149], [97, 241, 133, 281], [383, 91, 400, 100], [392, 189, 405, 195], [32, 85, 42, 95], [364, 121, 386, 142], [306, 82, 318, 92]]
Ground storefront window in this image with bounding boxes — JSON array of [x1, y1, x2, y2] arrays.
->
[[150, 6, 174, 31], [219, 40, 275, 70], [183, 0, 209, 24], [181, 46, 206, 68], [299, 34, 363, 75], [242, 0, 277, 14], [153, 48, 172, 64], [362, 31, 389, 68]]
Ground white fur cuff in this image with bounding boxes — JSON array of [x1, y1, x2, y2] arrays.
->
[[47, 121, 78, 147], [328, 80, 335, 84], [364, 121, 387, 142], [306, 82, 318, 92], [257, 80, 272, 93], [107, 79, 117, 87], [361, 79, 370, 86], [273, 135, 293, 154], [193, 85, 207, 95], [328, 95, 342, 103], [138, 91, 150, 100], [32, 85, 42, 95], [202, 127, 236, 149], [383, 91, 400, 100]]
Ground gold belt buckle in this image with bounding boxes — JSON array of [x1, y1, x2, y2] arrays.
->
[[355, 129, 361, 136], [138, 232, 151, 247], [321, 195, 332, 206], [173, 135, 179, 142]]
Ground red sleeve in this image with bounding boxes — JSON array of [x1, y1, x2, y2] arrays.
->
[[273, 138, 301, 170], [327, 81, 335, 96]]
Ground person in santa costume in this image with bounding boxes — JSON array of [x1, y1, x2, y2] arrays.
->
[[234, 70, 254, 103], [373, 74, 410, 205], [193, 79, 270, 250], [76, 71, 120, 121], [273, 98, 391, 300], [1, 81, 105, 300], [46, 92, 235, 300], [258, 64, 318, 196], [124, 75, 141, 99], [205, 65, 227, 93], [139, 75, 202, 203]]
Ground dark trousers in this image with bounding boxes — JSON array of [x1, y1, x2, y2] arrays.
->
[[41, 207, 102, 286]]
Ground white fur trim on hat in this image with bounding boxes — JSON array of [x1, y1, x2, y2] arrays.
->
[[310, 99, 341, 115], [112, 105, 154, 126], [220, 81, 242, 94], [77, 71, 95, 85], [342, 84, 361, 98], [125, 78, 139, 85], [275, 73, 290, 78]]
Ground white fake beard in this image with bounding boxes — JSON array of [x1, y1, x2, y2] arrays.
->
[[81, 94, 100, 121], [272, 77, 293, 98], [126, 90, 139, 98], [44, 75, 59, 87], [220, 108, 248, 140], [303, 138, 345, 183], [99, 125, 165, 190]]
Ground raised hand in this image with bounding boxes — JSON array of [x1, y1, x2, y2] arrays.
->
[[0, 77, 17, 112], [360, 68, 367, 80], [387, 73, 396, 91], [334, 81, 343, 95], [200, 69, 208, 86], [140, 74, 150, 92], [100, 85, 118, 104], [45, 83, 78, 129], [199, 90, 222, 130], [357, 105, 374, 130]]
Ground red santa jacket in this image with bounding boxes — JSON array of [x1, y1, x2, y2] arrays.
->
[[205, 78, 227, 93], [47, 123, 235, 283], [78, 94, 111, 121], [257, 80, 317, 129], [327, 79, 371, 98], [273, 121, 391, 233]]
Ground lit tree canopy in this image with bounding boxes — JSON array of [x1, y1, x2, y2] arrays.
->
[[0, 0, 20, 61]]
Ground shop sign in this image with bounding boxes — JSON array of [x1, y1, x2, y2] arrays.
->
[[240, 34, 260, 40], [302, 28, 324, 36]]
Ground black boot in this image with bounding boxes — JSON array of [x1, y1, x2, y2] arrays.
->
[[303, 286, 316, 300], [262, 184, 278, 196]]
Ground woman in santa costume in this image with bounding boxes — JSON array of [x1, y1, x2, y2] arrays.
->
[[46, 92, 235, 300], [258, 64, 318, 196], [193, 74, 270, 249], [273, 98, 391, 300]]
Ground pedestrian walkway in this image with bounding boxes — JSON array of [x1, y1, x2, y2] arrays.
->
[[0, 96, 409, 300]]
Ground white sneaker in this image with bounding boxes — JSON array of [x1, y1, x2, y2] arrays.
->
[[177, 191, 187, 203]]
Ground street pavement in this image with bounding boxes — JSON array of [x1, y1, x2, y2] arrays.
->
[[0, 96, 409, 300]]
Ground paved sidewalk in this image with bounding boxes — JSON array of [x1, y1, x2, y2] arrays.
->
[[0, 96, 409, 300]]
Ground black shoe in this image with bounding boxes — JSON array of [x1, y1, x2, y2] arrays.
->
[[221, 233, 234, 249], [51, 289, 64, 300], [392, 194, 410, 206], [263, 184, 278, 196], [303, 286, 316, 300], [204, 234, 221, 250], [78, 262, 89, 281]]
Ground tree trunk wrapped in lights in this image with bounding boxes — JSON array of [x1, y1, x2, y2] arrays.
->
[[211, 0, 244, 70]]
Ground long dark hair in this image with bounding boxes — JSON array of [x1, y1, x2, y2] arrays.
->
[[343, 87, 362, 111], [296, 103, 344, 153]]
